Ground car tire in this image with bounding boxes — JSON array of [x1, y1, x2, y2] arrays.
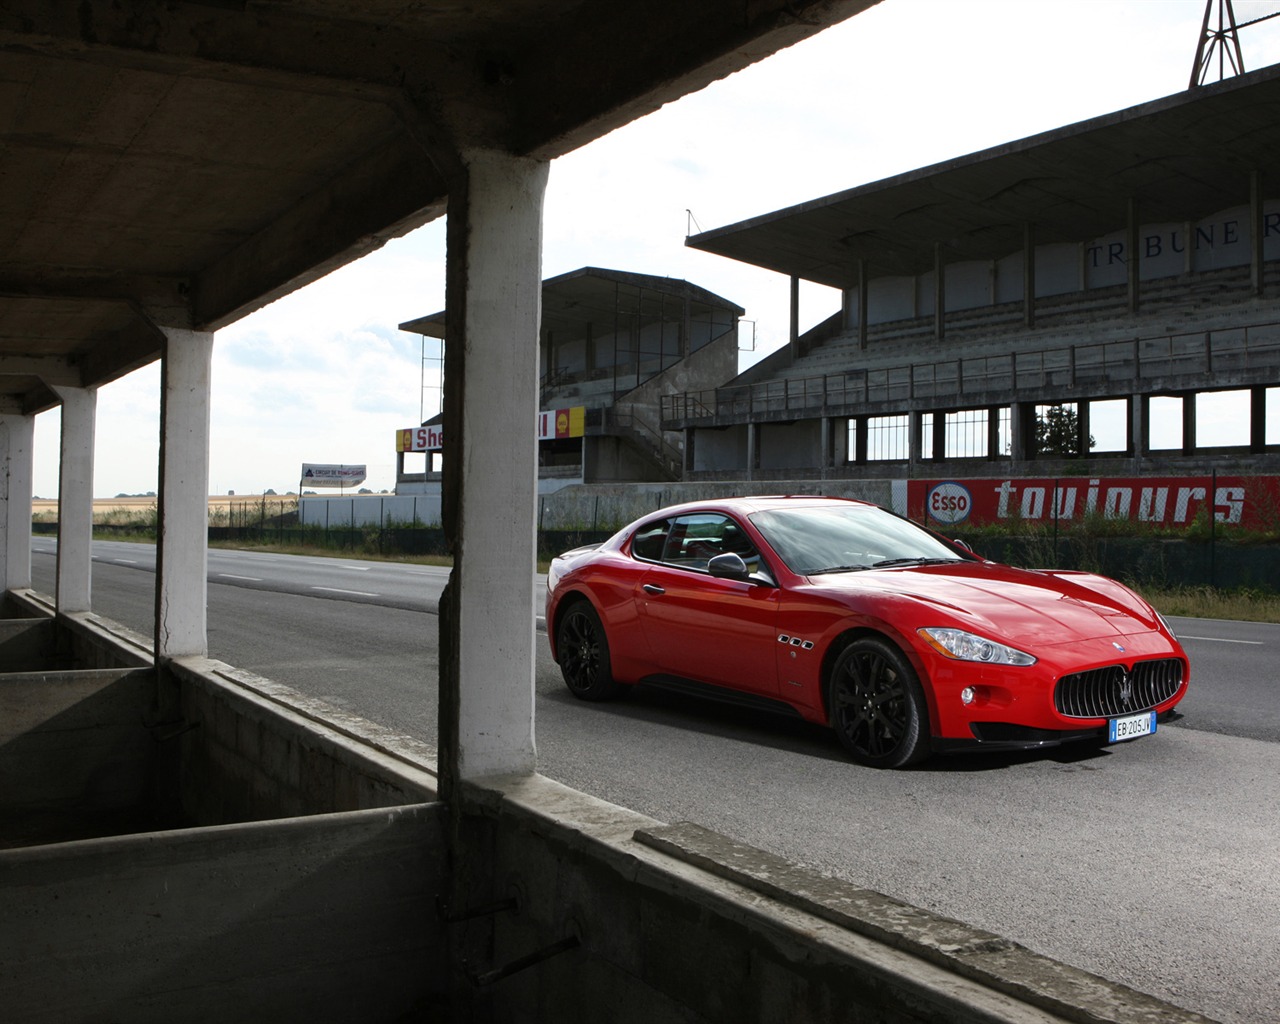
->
[[828, 636, 930, 768], [556, 600, 621, 701]]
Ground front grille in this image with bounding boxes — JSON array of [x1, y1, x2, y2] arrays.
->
[[1054, 658, 1184, 719]]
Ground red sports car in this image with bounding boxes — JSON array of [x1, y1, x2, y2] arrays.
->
[[545, 495, 1189, 768]]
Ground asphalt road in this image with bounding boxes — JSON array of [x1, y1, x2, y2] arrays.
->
[[27, 538, 1280, 1024]]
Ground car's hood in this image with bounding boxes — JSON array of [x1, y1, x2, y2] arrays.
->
[[809, 562, 1162, 647]]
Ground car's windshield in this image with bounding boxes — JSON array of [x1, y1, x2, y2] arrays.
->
[[749, 504, 970, 576]]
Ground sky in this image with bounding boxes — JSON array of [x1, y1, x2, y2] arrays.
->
[[28, 0, 1280, 499]]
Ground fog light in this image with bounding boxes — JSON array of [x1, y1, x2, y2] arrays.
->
[[960, 686, 976, 706]]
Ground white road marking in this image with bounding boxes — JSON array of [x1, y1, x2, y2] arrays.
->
[[1178, 635, 1263, 645], [312, 586, 378, 597], [218, 574, 263, 582]]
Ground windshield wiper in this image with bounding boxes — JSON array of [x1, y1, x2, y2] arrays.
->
[[870, 557, 964, 568], [809, 564, 872, 575]]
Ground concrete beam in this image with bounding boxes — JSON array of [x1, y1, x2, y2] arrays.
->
[[192, 137, 448, 331], [0, 354, 81, 388]]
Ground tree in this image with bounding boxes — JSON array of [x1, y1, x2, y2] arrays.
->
[[1035, 404, 1095, 458]]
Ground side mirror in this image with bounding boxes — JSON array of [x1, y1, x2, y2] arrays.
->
[[707, 552, 750, 581]]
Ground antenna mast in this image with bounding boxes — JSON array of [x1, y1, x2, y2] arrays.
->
[[1190, 0, 1280, 87]]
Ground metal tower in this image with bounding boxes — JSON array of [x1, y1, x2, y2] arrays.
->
[[1190, 0, 1280, 87]]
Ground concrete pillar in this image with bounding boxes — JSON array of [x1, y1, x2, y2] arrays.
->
[[1010, 402, 1032, 462], [1131, 395, 1148, 459], [857, 260, 868, 351], [1250, 385, 1266, 452], [52, 386, 98, 613], [933, 243, 945, 342], [1250, 171, 1264, 297], [1023, 222, 1036, 328], [155, 327, 213, 660], [440, 150, 547, 786], [0, 410, 35, 592], [1127, 197, 1140, 314], [789, 275, 800, 357]]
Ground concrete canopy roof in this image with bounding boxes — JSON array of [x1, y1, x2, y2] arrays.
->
[[685, 62, 1280, 290], [399, 266, 745, 340], [0, 0, 873, 415]]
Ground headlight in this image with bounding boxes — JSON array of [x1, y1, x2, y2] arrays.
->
[[1156, 611, 1177, 639], [918, 627, 1036, 666]]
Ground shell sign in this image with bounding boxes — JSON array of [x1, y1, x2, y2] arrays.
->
[[542, 406, 585, 440], [396, 407, 584, 452]]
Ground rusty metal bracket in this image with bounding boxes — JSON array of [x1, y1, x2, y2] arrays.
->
[[437, 895, 519, 924], [468, 934, 580, 987]]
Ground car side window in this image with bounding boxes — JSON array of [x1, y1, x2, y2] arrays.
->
[[630, 518, 671, 562], [659, 513, 766, 575]]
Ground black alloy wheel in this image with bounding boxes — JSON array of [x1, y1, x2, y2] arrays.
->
[[556, 600, 620, 701], [829, 637, 929, 768]]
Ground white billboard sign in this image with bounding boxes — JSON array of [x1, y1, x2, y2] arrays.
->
[[301, 463, 367, 488]]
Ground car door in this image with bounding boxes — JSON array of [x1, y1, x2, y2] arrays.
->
[[636, 512, 781, 697]]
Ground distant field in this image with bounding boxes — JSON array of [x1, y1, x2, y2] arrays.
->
[[31, 495, 289, 520]]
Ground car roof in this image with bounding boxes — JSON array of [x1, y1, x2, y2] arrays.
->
[[640, 494, 878, 519]]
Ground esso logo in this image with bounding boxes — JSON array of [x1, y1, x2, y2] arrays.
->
[[927, 482, 972, 525]]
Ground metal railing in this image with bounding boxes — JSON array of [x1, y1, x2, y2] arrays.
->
[[604, 407, 684, 478], [662, 319, 1280, 424]]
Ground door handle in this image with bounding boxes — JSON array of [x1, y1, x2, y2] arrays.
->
[[642, 584, 665, 595]]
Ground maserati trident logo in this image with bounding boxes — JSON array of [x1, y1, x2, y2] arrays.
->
[[1112, 641, 1126, 652], [1118, 671, 1133, 708]]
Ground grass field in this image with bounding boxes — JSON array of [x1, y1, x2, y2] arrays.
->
[[31, 494, 293, 523]]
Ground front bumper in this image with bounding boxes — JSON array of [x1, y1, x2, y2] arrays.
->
[[932, 708, 1184, 754]]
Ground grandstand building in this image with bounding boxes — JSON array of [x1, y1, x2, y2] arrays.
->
[[676, 64, 1280, 488], [396, 266, 743, 495]]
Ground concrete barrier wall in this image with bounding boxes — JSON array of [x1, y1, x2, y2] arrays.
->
[[0, 616, 54, 670], [2, 590, 153, 670], [166, 657, 437, 826], [537, 479, 896, 531], [0, 667, 157, 835], [0, 804, 447, 1024]]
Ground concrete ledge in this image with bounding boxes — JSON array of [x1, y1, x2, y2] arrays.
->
[[465, 773, 1223, 1024], [4, 588, 153, 669], [636, 821, 1221, 1024], [0, 804, 446, 1023], [166, 656, 437, 824]]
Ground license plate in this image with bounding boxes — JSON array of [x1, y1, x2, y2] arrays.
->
[[1108, 711, 1157, 743]]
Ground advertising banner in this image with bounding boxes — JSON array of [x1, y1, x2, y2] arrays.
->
[[909, 475, 1280, 531], [301, 463, 367, 488], [397, 424, 444, 453], [397, 407, 585, 452]]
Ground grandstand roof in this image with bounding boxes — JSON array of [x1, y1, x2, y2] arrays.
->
[[399, 266, 744, 340], [686, 63, 1280, 288]]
